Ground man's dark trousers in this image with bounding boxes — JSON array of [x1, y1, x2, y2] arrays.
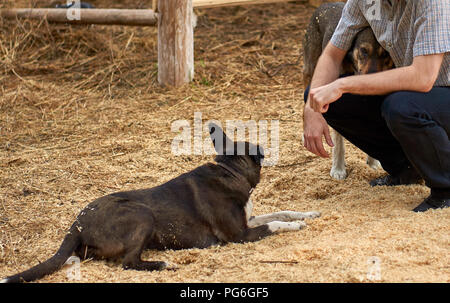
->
[[303, 85, 450, 199]]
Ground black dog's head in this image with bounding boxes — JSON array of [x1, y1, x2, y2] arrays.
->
[[208, 122, 264, 188]]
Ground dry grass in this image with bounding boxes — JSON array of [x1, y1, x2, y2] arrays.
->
[[0, 0, 449, 283]]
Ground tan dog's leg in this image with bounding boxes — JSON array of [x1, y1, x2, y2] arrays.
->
[[331, 130, 381, 178], [330, 129, 347, 180]]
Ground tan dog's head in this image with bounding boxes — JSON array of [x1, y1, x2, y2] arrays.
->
[[348, 27, 394, 75]]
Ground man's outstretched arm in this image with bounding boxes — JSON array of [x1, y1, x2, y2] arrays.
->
[[309, 53, 445, 114]]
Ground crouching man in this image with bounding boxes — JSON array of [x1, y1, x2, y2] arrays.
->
[[303, 0, 449, 212]]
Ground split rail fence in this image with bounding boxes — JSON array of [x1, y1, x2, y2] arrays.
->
[[0, 0, 340, 87]]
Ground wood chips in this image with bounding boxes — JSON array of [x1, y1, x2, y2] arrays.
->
[[0, 0, 448, 282]]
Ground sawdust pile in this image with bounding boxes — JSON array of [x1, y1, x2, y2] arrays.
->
[[0, 0, 448, 283]]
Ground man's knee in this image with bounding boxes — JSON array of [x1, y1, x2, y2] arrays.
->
[[381, 92, 417, 131]]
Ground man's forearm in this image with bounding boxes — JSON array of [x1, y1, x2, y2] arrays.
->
[[336, 67, 426, 96], [335, 54, 444, 96], [308, 53, 444, 114]]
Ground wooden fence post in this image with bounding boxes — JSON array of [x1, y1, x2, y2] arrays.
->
[[157, 0, 194, 87]]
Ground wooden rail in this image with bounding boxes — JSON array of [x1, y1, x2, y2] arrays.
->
[[193, 0, 296, 8], [0, 8, 158, 26], [0, 0, 326, 87]]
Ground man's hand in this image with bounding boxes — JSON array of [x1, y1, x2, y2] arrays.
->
[[302, 42, 344, 157], [309, 80, 344, 113], [303, 105, 334, 158]]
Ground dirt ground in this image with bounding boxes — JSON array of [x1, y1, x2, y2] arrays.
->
[[0, 0, 448, 283]]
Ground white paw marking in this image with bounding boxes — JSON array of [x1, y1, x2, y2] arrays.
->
[[267, 221, 306, 233], [284, 211, 321, 220], [367, 157, 381, 170], [162, 261, 177, 270], [0, 278, 8, 283], [301, 211, 321, 219], [330, 167, 347, 180]]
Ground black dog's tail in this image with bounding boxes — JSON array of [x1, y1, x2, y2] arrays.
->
[[1, 224, 81, 283]]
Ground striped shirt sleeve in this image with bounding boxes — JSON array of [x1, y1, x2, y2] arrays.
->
[[413, 0, 450, 57], [330, 0, 369, 51]]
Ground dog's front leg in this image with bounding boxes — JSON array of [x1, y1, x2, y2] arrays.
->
[[247, 211, 320, 228], [330, 130, 347, 180], [239, 221, 306, 242]]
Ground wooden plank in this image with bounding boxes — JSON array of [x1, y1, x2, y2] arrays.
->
[[193, 0, 296, 8], [0, 8, 158, 26], [308, 0, 346, 8], [308, 0, 322, 7], [158, 0, 194, 87]]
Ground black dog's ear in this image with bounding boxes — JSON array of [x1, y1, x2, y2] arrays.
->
[[208, 122, 233, 155], [250, 144, 265, 166]]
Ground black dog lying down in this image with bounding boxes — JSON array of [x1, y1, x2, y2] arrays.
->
[[2, 123, 320, 283]]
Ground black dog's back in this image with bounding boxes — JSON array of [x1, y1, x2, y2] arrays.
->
[[84, 163, 250, 251]]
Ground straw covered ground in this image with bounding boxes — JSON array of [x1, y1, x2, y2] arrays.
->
[[0, 0, 448, 283]]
